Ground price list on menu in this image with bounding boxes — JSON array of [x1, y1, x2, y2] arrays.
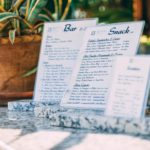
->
[[106, 56, 150, 118], [33, 19, 97, 101]]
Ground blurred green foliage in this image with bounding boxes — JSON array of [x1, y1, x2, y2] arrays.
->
[[73, 0, 133, 23]]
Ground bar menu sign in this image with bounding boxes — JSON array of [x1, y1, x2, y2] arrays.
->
[[61, 21, 144, 110], [33, 19, 98, 101]]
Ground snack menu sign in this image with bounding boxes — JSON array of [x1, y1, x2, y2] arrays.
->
[[61, 21, 145, 110]]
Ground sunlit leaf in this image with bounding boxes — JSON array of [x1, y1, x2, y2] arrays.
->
[[11, 0, 24, 11], [27, 0, 48, 24], [0, 5, 5, 12], [9, 29, 16, 44], [37, 13, 51, 22], [0, 0, 5, 7], [61, 0, 72, 20], [0, 12, 17, 22], [14, 10, 20, 35], [25, 0, 30, 19], [22, 67, 37, 77]]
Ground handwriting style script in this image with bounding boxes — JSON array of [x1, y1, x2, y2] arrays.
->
[[64, 24, 77, 32], [108, 26, 133, 35]]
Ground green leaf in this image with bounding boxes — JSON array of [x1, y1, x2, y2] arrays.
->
[[33, 22, 44, 33], [9, 29, 16, 45], [22, 67, 37, 77], [0, 12, 17, 22], [14, 10, 21, 35], [37, 13, 51, 22], [11, 0, 24, 11], [19, 6, 26, 16], [4, 0, 12, 10], [42, 8, 55, 21], [54, 0, 58, 20], [37, 26, 43, 34], [27, 0, 48, 24]]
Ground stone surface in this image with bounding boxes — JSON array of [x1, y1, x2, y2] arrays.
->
[[34, 105, 150, 136], [1, 107, 150, 150], [8, 100, 150, 136]]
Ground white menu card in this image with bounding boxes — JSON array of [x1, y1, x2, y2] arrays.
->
[[61, 21, 144, 110], [106, 56, 150, 119], [33, 19, 98, 101]]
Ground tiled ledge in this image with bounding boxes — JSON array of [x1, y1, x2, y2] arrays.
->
[[8, 100, 150, 116], [8, 100, 150, 136], [8, 100, 59, 111], [34, 105, 150, 136]]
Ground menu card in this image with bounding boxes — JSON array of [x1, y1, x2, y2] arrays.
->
[[33, 19, 98, 101], [61, 21, 144, 110], [106, 56, 150, 119]]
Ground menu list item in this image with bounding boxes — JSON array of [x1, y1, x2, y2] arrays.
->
[[106, 56, 150, 119], [33, 19, 98, 102]]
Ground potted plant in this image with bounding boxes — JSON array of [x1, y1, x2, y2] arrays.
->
[[0, 0, 72, 104]]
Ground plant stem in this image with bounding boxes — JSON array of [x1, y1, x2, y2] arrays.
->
[[59, 0, 62, 18], [0, 5, 5, 12], [25, 0, 30, 19], [43, 8, 55, 21], [17, 16, 33, 29], [54, 0, 58, 20], [0, 0, 5, 7], [11, 0, 24, 11], [0, 21, 9, 32], [34, 22, 43, 30], [61, 0, 72, 20]]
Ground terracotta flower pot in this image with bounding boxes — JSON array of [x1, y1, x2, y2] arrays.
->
[[0, 35, 41, 104]]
